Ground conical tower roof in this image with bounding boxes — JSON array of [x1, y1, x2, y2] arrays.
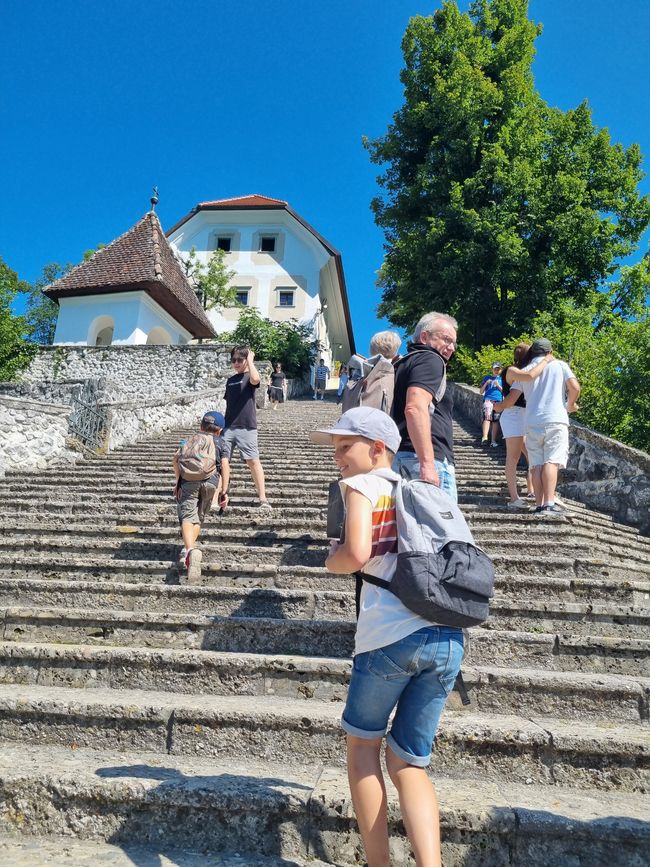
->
[[45, 211, 216, 339]]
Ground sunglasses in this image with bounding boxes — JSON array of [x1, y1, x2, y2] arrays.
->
[[232, 357, 246, 363]]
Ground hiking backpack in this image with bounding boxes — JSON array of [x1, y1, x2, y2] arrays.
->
[[341, 355, 395, 414], [176, 434, 218, 482], [357, 471, 494, 628]]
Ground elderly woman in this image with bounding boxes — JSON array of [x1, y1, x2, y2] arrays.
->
[[369, 330, 402, 361]]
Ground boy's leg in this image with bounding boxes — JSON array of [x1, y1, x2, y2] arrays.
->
[[246, 459, 267, 501], [385, 748, 441, 867], [346, 736, 390, 867], [181, 521, 200, 552]]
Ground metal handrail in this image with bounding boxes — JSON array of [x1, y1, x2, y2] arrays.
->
[[68, 395, 108, 451]]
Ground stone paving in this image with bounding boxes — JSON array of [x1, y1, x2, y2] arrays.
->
[[0, 396, 648, 864]]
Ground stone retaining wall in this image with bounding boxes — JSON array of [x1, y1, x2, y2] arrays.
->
[[21, 345, 233, 402], [0, 395, 77, 478], [450, 382, 650, 532], [103, 387, 227, 451]]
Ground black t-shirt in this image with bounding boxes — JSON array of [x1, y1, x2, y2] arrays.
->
[[270, 372, 286, 388], [391, 342, 455, 465], [224, 373, 259, 430], [501, 365, 526, 408]]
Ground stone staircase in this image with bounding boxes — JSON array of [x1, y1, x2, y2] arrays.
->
[[0, 396, 648, 866]]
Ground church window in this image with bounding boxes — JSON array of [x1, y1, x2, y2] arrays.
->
[[260, 235, 277, 253], [278, 289, 295, 307], [235, 289, 250, 306]]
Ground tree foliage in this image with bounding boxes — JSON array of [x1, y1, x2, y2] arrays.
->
[[367, 0, 650, 349], [22, 262, 69, 344], [218, 308, 318, 378], [0, 257, 37, 380], [183, 247, 238, 311]]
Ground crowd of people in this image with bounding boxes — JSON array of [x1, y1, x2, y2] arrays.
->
[[172, 313, 581, 867]]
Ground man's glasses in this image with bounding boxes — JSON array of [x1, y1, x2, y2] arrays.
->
[[431, 332, 457, 347]]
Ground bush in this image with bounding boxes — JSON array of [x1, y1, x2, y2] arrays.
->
[[217, 308, 318, 378]]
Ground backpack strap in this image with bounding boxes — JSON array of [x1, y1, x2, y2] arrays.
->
[[354, 570, 392, 591]]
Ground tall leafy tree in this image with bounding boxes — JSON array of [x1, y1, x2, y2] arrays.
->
[[0, 257, 37, 379], [367, 0, 650, 348], [22, 262, 69, 344], [183, 247, 237, 311]]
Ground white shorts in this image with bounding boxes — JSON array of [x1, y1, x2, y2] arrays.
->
[[500, 406, 526, 439], [526, 424, 569, 468]]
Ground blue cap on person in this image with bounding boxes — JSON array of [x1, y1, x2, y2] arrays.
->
[[202, 411, 225, 429], [309, 406, 401, 454]]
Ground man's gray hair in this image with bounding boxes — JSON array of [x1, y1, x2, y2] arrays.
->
[[369, 330, 402, 359], [413, 312, 458, 341]]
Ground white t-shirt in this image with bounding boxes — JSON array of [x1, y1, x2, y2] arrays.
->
[[339, 468, 434, 656], [519, 358, 576, 426]]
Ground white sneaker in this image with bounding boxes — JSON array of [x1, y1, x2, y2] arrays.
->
[[258, 500, 273, 510], [186, 548, 203, 584], [507, 498, 529, 511]]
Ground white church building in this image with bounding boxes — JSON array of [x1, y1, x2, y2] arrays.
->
[[47, 194, 355, 366]]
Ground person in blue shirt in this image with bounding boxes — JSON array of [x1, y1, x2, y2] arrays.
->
[[480, 362, 503, 447]]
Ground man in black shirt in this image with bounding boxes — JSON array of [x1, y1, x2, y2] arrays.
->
[[224, 345, 272, 510], [391, 312, 459, 501]]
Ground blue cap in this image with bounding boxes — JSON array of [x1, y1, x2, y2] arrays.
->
[[202, 411, 225, 429], [310, 406, 402, 454]]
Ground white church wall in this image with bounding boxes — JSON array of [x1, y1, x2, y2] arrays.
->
[[169, 210, 328, 337], [52, 292, 192, 346]]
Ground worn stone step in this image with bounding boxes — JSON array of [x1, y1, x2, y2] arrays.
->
[[0, 834, 328, 867], [0, 743, 648, 865], [0, 683, 647, 792], [1, 609, 648, 719]]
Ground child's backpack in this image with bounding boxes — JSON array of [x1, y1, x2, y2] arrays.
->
[[357, 471, 494, 627], [341, 355, 395, 414], [176, 434, 218, 482]]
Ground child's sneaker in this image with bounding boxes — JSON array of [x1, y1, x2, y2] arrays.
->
[[507, 498, 529, 511], [490, 441, 499, 448], [185, 548, 203, 584], [258, 499, 273, 510]]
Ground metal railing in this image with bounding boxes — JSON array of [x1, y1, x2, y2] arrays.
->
[[68, 395, 108, 451]]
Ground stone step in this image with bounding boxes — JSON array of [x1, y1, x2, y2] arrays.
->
[[1, 570, 647, 613], [0, 683, 647, 792], [0, 743, 648, 865], [1, 610, 648, 719], [0, 834, 327, 867]]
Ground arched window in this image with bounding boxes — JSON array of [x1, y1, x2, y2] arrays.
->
[[146, 326, 172, 345], [88, 315, 115, 347]]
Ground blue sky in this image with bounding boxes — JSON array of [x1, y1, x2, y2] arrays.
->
[[2, 0, 649, 355]]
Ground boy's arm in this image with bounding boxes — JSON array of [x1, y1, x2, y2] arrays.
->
[[246, 349, 261, 386], [172, 453, 180, 481], [219, 457, 231, 495], [326, 489, 373, 574]]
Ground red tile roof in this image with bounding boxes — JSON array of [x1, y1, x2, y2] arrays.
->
[[44, 211, 216, 339], [198, 194, 288, 208]]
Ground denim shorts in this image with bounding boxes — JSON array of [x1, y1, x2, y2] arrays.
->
[[392, 451, 458, 503], [341, 626, 464, 767]]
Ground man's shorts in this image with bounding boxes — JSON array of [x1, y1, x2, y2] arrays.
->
[[316, 378, 327, 390], [223, 427, 259, 460], [526, 423, 569, 468], [341, 626, 464, 767], [177, 480, 217, 525], [392, 451, 458, 503], [483, 400, 497, 421]]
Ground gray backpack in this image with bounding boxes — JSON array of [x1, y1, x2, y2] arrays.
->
[[357, 470, 494, 627], [341, 355, 395, 414]]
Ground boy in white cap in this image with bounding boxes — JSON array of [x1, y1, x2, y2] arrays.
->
[[310, 407, 463, 867]]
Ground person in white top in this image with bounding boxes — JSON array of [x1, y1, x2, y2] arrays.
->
[[505, 338, 580, 517], [311, 407, 463, 867]]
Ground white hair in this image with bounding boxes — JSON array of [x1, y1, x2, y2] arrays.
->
[[413, 311, 458, 341], [369, 330, 402, 359]]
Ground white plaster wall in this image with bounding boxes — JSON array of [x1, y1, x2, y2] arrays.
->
[[53, 292, 191, 346], [169, 210, 327, 335]]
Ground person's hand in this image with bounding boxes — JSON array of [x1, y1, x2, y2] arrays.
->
[[248, 349, 255, 363], [566, 402, 579, 413], [419, 461, 440, 487], [218, 492, 229, 510], [327, 540, 340, 557], [493, 401, 503, 411]]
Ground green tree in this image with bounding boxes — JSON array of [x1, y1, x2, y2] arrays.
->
[[183, 247, 237, 311], [366, 0, 650, 348], [22, 262, 70, 344], [218, 308, 318, 377], [0, 257, 37, 380]]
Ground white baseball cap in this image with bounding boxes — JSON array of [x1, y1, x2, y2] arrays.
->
[[310, 406, 402, 453]]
